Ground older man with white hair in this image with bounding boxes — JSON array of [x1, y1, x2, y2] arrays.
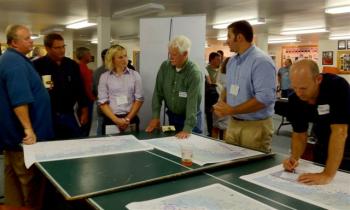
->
[[146, 35, 203, 138]]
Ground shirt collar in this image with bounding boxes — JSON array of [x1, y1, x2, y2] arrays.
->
[[234, 45, 255, 62], [109, 67, 131, 75], [173, 59, 189, 73]]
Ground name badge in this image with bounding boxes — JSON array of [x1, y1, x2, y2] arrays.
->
[[230, 85, 239, 96], [317, 104, 330, 115], [116, 95, 128, 105], [179, 91, 187, 98]]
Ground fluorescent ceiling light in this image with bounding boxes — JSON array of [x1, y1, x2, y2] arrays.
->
[[213, 17, 265, 29], [30, 34, 40, 40], [66, 20, 96, 29], [325, 5, 350, 14], [217, 36, 227, 41], [91, 39, 98, 44], [112, 3, 165, 18], [268, 39, 299, 44], [268, 36, 299, 44], [281, 27, 328, 35], [329, 34, 350, 40], [41, 27, 64, 35]]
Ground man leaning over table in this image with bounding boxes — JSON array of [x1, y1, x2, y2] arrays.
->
[[145, 35, 203, 139], [283, 59, 350, 185]]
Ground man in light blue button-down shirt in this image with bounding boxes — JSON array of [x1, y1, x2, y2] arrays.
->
[[213, 20, 276, 152]]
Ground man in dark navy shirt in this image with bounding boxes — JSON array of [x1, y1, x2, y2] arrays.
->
[[33, 33, 88, 139], [284, 59, 350, 185]]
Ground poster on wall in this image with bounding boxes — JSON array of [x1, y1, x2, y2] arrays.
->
[[322, 51, 333, 65], [338, 40, 346, 50], [281, 45, 318, 65]]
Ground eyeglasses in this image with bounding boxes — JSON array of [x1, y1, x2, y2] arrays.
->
[[51, 45, 66, 50]]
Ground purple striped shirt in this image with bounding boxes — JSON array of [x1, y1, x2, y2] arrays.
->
[[98, 68, 144, 115]]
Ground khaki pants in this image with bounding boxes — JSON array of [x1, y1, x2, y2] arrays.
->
[[4, 151, 45, 210], [225, 117, 274, 153]]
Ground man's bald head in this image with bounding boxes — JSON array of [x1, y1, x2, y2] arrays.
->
[[290, 59, 319, 79], [290, 59, 322, 104]]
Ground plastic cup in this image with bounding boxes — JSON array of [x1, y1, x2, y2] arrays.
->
[[180, 143, 193, 166]]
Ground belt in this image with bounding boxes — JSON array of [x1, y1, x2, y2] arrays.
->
[[232, 116, 247, 121]]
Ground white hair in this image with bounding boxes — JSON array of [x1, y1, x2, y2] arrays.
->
[[168, 35, 191, 54]]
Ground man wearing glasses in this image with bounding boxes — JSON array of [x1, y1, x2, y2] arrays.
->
[[33, 33, 88, 139]]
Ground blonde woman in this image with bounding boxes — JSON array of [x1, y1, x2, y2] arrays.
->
[[98, 45, 144, 134]]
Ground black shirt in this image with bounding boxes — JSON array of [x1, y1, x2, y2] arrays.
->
[[288, 73, 350, 168], [33, 56, 88, 114]]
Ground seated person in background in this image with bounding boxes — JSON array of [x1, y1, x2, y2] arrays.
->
[[283, 59, 350, 185], [98, 45, 144, 134], [145, 35, 203, 139], [278, 58, 293, 98]]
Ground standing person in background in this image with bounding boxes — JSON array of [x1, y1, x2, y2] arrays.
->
[[0, 24, 54, 209], [33, 33, 89, 139], [213, 20, 276, 152], [283, 60, 350, 185], [212, 57, 230, 139], [93, 48, 108, 136], [145, 35, 203, 139], [205, 52, 221, 136], [76, 47, 95, 136], [30, 46, 45, 61], [217, 50, 224, 66], [278, 58, 293, 98], [98, 45, 144, 134]]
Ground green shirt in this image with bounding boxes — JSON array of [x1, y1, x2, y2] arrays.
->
[[206, 65, 218, 83], [152, 59, 203, 132]]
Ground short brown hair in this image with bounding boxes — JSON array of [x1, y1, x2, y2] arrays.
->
[[227, 20, 254, 43], [76, 47, 90, 60], [44, 33, 64, 47]]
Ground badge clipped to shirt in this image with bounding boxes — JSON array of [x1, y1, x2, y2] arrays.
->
[[230, 84, 239, 96], [317, 104, 330, 115], [179, 91, 187, 98], [116, 95, 128, 105]]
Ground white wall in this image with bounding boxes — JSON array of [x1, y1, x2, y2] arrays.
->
[[317, 39, 337, 69]]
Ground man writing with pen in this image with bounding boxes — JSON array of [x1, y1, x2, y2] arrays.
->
[[283, 60, 350, 185]]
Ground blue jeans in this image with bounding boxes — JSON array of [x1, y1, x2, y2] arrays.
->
[[166, 109, 202, 134]]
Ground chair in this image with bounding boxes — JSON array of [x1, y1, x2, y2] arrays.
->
[[274, 98, 291, 135]]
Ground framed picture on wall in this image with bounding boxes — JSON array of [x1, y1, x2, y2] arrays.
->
[[347, 40, 350, 49], [322, 51, 333, 65], [338, 40, 346, 50]]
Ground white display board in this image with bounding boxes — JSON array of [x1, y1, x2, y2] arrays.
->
[[139, 15, 206, 131]]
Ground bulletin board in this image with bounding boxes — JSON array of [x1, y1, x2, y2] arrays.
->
[[281, 45, 318, 64], [337, 50, 350, 71]]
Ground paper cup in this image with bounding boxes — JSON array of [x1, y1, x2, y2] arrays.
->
[[42, 75, 52, 88]]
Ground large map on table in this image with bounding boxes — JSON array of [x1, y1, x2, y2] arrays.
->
[[241, 160, 350, 210], [145, 135, 264, 165], [23, 135, 153, 168], [126, 183, 276, 210]]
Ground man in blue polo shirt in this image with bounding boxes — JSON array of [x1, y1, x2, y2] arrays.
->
[[0, 25, 53, 209], [213, 20, 276, 152]]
